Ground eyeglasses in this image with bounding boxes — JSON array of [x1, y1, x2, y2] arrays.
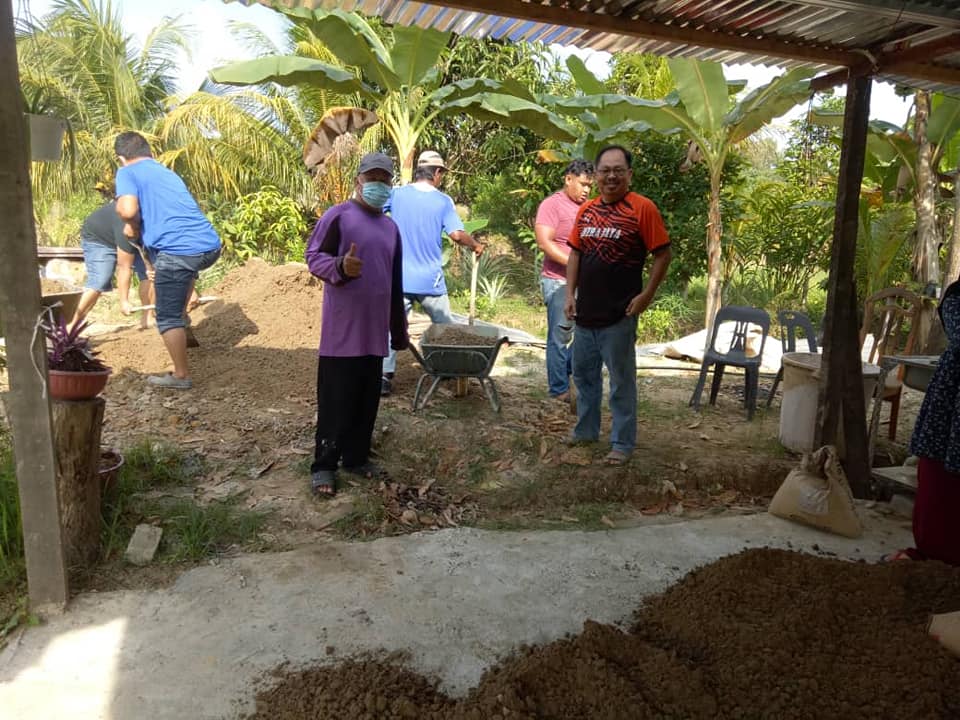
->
[[596, 167, 629, 177]]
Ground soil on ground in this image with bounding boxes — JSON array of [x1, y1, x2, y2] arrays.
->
[[242, 548, 960, 720], [53, 258, 916, 544], [1, 258, 924, 554]]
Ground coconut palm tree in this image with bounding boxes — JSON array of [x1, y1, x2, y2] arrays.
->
[[17, 0, 188, 209]]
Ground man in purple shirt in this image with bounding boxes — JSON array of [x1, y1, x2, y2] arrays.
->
[[305, 152, 408, 497]]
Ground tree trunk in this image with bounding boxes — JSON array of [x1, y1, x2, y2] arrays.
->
[[704, 174, 723, 338], [51, 397, 105, 569], [945, 166, 960, 287], [913, 90, 942, 352]]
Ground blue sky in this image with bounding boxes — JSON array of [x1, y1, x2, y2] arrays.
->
[[21, 0, 912, 134]]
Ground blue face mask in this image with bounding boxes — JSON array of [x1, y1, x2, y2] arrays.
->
[[361, 181, 391, 209]]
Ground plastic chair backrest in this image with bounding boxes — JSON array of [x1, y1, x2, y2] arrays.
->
[[707, 305, 771, 364], [777, 310, 819, 354], [859, 287, 921, 364]]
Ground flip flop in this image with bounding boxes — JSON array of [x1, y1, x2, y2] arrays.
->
[[147, 373, 192, 389], [881, 549, 914, 562], [604, 450, 630, 466], [311, 470, 337, 498]]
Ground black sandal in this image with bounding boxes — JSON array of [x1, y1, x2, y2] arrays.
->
[[311, 470, 337, 498]]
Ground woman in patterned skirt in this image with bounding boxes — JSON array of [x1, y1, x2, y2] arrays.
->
[[901, 278, 960, 565]]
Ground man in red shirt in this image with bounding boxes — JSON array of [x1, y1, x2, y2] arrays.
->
[[565, 145, 672, 465], [535, 159, 594, 401]]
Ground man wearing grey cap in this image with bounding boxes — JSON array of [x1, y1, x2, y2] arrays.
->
[[304, 151, 408, 497], [379, 149, 483, 396]]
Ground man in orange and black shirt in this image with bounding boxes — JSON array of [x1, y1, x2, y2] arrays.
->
[[564, 145, 672, 465]]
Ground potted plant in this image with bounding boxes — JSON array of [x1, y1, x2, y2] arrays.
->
[[42, 315, 111, 400], [22, 88, 71, 162]]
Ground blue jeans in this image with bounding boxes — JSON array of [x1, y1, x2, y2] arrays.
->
[[383, 293, 454, 374], [82, 239, 147, 291], [572, 315, 638, 454], [153, 249, 221, 334], [541, 277, 573, 396]]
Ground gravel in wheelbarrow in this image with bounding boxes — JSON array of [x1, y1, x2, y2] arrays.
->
[[428, 325, 499, 346]]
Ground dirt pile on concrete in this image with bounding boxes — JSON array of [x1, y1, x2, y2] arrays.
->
[[243, 549, 960, 720]]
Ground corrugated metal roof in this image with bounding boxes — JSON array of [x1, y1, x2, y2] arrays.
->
[[246, 0, 960, 92]]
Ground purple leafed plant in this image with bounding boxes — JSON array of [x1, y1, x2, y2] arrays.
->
[[42, 316, 110, 372]]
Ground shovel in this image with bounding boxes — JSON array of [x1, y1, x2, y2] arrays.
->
[[468, 251, 478, 326], [127, 296, 219, 313], [454, 251, 480, 398]]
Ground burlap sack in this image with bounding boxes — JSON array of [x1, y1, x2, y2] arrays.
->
[[928, 611, 960, 657], [768, 445, 863, 538]]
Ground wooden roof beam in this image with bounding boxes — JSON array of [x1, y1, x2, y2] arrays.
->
[[810, 34, 960, 92], [882, 33, 960, 67], [422, 0, 857, 66]]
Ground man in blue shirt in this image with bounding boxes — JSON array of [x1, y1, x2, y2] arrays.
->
[[381, 150, 483, 396], [114, 131, 221, 390]]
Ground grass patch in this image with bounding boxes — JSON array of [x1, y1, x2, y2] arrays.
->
[[0, 438, 24, 591], [101, 440, 206, 560], [330, 494, 387, 540], [122, 439, 205, 487], [569, 502, 623, 529], [101, 438, 267, 565], [150, 498, 267, 561]]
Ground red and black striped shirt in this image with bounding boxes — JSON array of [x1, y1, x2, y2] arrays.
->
[[569, 192, 670, 328]]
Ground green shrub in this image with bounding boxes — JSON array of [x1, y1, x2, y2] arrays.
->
[[636, 292, 699, 343], [211, 187, 309, 264], [34, 192, 104, 247]]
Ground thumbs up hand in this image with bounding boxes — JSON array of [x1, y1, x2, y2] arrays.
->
[[342, 242, 362, 278]]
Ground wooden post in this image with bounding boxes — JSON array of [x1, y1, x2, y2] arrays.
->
[[0, 0, 69, 609], [814, 73, 873, 498], [51, 399, 105, 569]]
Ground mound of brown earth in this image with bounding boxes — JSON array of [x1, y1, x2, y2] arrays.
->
[[98, 259, 323, 405], [242, 549, 960, 720]]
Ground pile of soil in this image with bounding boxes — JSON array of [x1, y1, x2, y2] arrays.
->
[[100, 259, 323, 404], [243, 549, 960, 720]]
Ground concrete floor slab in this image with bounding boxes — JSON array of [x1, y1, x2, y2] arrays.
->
[[0, 511, 911, 720]]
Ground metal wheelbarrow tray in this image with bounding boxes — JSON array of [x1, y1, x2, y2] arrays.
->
[[407, 323, 509, 413]]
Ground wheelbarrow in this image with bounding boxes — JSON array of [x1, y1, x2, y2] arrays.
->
[[407, 323, 509, 413]]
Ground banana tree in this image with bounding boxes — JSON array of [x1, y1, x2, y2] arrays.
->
[[539, 56, 748, 164], [211, 4, 575, 182], [547, 59, 813, 330], [813, 92, 960, 348]]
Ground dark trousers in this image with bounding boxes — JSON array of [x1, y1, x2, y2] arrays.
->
[[312, 355, 383, 473], [912, 457, 960, 566]]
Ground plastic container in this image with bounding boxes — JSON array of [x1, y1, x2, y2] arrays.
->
[[778, 352, 881, 455]]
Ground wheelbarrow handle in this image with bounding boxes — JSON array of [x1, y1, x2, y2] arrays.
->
[[407, 342, 427, 368]]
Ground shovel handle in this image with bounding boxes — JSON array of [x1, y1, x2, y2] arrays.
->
[[469, 251, 478, 326]]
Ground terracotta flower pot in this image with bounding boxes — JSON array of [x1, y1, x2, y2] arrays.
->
[[48, 369, 111, 401], [98, 449, 124, 496]]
